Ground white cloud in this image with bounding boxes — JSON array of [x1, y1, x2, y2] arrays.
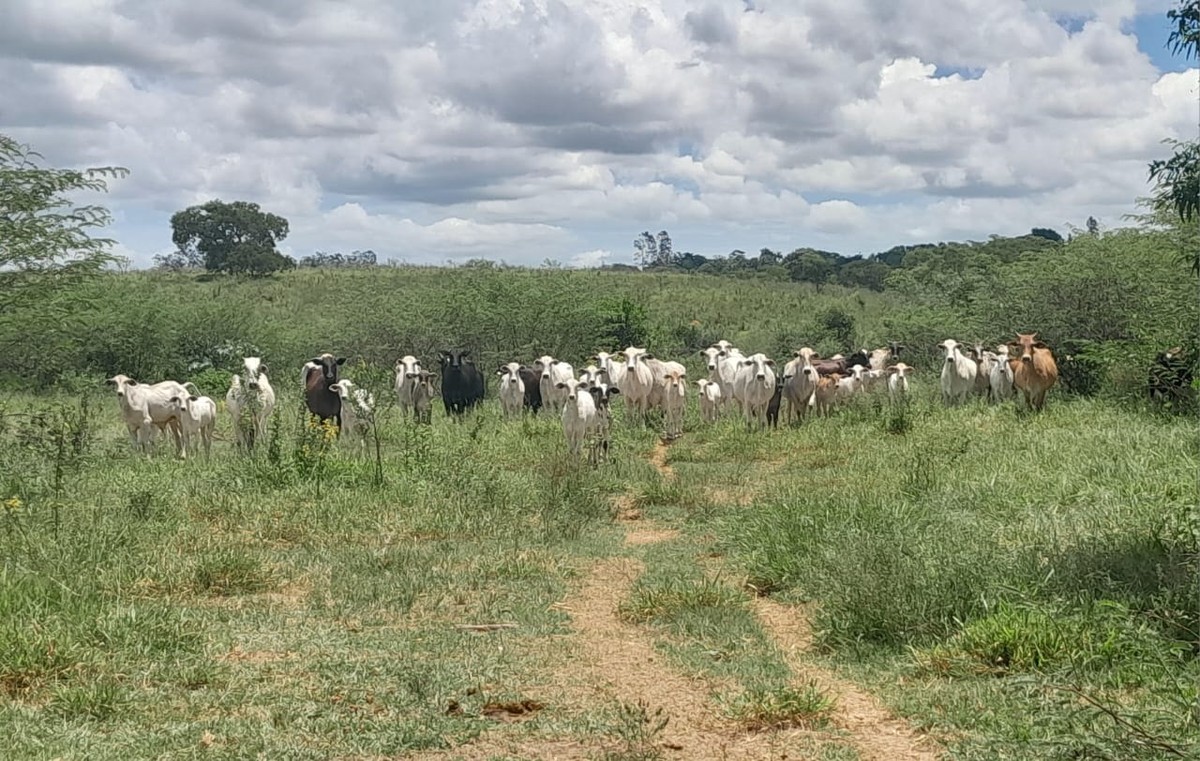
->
[[0, 0, 1193, 266]]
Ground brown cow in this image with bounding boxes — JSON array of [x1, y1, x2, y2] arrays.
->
[[1008, 333, 1058, 412]]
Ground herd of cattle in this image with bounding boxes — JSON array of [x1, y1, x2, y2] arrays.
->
[[100, 330, 1177, 464]]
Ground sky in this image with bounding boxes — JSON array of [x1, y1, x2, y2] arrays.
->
[[0, 0, 1196, 269]]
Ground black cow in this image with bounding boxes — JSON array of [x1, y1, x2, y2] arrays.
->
[[304, 353, 346, 431], [519, 366, 543, 415], [1148, 346, 1194, 405], [843, 348, 871, 371], [439, 349, 485, 419], [765, 375, 785, 429]]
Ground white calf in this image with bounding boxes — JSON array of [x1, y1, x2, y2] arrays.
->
[[662, 369, 687, 439], [167, 394, 216, 459], [227, 357, 276, 451], [887, 363, 914, 402], [733, 353, 776, 429], [497, 362, 526, 419], [535, 355, 575, 414], [836, 364, 868, 401], [938, 340, 978, 405], [412, 371, 437, 425], [695, 379, 722, 423], [558, 378, 598, 457], [393, 355, 422, 418], [990, 346, 1015, 402], [329, 379, 375, 450]]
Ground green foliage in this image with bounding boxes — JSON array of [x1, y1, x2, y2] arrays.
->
[[170, 199, 293, 276], [598, 297, 650, 350], [728, 682, 836, 730], [0, 135, 127, 376]]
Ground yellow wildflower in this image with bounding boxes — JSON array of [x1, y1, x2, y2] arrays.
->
[[4, 496, 21, 513]]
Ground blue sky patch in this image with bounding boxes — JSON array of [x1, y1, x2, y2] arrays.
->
[[1127, 12, 1194, 72], [933, 64, 984, 80]]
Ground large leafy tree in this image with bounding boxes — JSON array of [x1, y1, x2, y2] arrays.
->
[[170, 199, 294, 276], [0, 134, 127, 335], [1148, 1, 1200, 272]]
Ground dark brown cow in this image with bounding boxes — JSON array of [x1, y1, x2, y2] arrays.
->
[[304, 353, 346, 430]]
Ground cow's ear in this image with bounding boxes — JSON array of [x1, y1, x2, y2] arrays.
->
[[1033, 341, 1048, 349], [550, 359, 559, 365], [643, 353, 655, 360], [127, 379, 138, 386], [765, 359, 775, 366], [743, 359, 753, 366], [555, 382, 567, 389], [461, 349, 471, 358], [259, 364, 269, 376], [308, 357, 322, 365], [609, 387, 620, 396], [189, 395, 198, 402]]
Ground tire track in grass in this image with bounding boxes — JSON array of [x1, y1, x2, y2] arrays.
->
[[752, 597, 944, 761]]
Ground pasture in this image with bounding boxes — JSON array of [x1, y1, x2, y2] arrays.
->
[[1, 365, 1195, 759]]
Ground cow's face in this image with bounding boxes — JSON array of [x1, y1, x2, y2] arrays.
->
[[498, 362, 522, 385], [622, 347, 646, 371], [106, 375, 135, 397], [939, 340, 960, 364], [441, 349, 470, 368], [243, 357, 269, 389], [308, 353, 345, 383], [700, 347, 721, 371], [1011, 333, 1046, 364], [556, 378, 582, 401]]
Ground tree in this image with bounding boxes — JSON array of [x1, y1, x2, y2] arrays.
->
[[0, 134, 127, 331], [655, 230, 674, 267], [633, 231, 657, 267], [1030, 227, 1064, 243], [1147, 1, 1199, 272], [170, 200, 293, 276], [1086, 216, 1100, 236]]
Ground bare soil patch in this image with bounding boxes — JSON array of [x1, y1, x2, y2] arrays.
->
[[753, 597, 944, 761]]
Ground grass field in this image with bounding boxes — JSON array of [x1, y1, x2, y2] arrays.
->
[[1, 375, 1194, 760]]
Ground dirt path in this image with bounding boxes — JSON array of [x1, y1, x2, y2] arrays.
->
[[753, 598, 943, 761], [411, 438, 942, 760]]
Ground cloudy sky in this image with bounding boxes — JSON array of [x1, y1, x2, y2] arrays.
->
[[1, 0, 1195, 268]]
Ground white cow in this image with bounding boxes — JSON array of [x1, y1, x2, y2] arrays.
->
[[718, 348, 747, 407], [497, 361, 526, 419], [393, 355, 422, 418], [868, 347, 892, 372], [661, 368, 687, 439], [329, 378, 375, 450], [106, 374, 191, 456], [534, 355, 575, 414], [558, 377, 599, 457], [616, 347, 657, 424], [167, 394, 217, 459], [695, 379, 722, 423], [699, 347, 728, 412], [938, 340, 978, 405], [887, 363, 914, 402], [591, 351, 627, 389], [782, 348, 820, 425], [733, 352, 777, 429], [647, 359, 686, 413], [711, 340, 736, 356], [227, 357, 276, 451], [990, 345, 1015, 402], [836, 364, 868, 401]]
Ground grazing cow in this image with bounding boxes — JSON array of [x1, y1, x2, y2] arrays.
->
[[534, 355, 575, 414], [166, 394, 217, 459], [836, 364, 868, 401], [1148, 346, 1194, 405], [518, 366, 543, 414], [990, 345, 1015, 402], [412, 371, 437, 425], [329, 379, 375, 449], [439, 349, 485, 419], [938, 340, 978, 405], [887, 363, 914, 403], [587, 381, 621, 464], [695, 379, 722, 423], [616, 347, 657, 424], [228, 356, 277, 450], [393, 355, 422, 418], [1009, 333, 1058, 412], [558, 377, 599, 457], [810, 374, 841, 417], [733, 353, 777, 429], [304, 353, 346, 429], [106, 375, 191, 456], [497, 362, 526, 419], [782, 348, 820, 425], [765, 376, 785, 429], [661, 369, 687, 439]]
